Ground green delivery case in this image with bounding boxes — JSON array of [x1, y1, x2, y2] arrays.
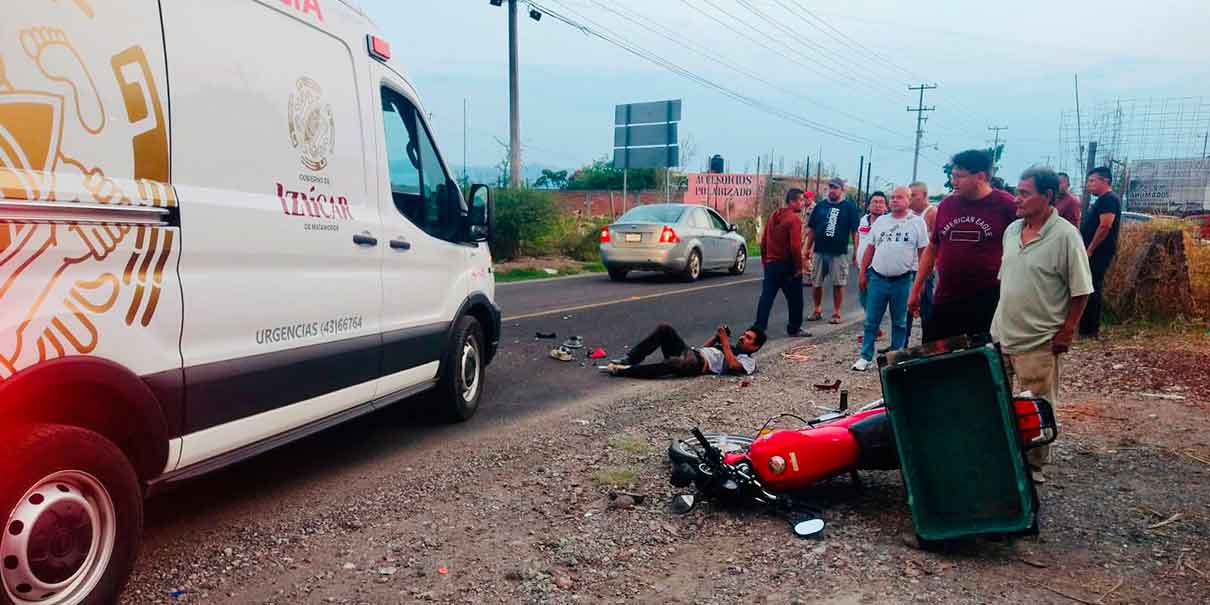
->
[[878, 341, 1038, 541]]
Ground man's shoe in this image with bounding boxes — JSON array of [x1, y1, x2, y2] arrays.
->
[[788, 329, 812, 337], [1030, 466, 1046, 484], [851, 357, 872, 371]]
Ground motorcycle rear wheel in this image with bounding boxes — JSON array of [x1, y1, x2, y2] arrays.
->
[[668, 433, 755, 465]]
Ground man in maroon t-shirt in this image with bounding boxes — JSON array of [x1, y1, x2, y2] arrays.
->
[[908, 149, 1017, 343], [1055, 172, 1082, 227]]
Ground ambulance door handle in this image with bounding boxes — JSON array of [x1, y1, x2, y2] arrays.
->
[[389, 238, 411, 251], [353, 232, 378, 247]]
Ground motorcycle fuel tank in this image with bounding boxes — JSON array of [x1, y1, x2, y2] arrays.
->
[[747, 426, 860, 491]]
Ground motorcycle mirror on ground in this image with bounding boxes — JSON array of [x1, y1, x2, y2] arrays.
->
[[792, 517, 826, 538], [669, 494, 697, 514]]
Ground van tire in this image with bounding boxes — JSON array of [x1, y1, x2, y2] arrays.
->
[[436, 316, 485, 422], [0, 424, 142, 605], [607, 267, 628, 282]]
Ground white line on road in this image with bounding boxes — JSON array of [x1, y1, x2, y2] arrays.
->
[[503, 277, 763, 322]]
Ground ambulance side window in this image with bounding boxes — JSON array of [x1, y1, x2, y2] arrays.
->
[[381, 86, 460, 242]]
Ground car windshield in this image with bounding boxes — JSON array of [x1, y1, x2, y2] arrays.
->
[[617, 205, 685, 224]]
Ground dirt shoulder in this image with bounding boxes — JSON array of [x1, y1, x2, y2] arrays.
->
[[123, 326, 1209, 604]]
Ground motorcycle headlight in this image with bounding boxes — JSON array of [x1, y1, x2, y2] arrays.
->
[[768, 455, 787, 475]]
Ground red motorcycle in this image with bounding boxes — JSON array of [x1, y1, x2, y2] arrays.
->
[[668, 392, 1055, 537]]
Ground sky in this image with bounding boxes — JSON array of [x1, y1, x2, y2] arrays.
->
[[358, 0, 1210, 193]]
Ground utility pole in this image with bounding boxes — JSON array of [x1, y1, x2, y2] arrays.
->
[[507, 0, 521, 188], [1074, 74, 1084, 173], [1081, 141, 1098, 213], [865, 161, 872, 202], [988, 126, 1008, 175], [856, 155, 864, 204], [463, 98, 468, 185], [907, 84, 937, 182]]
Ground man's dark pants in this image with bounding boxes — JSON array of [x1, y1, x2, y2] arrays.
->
[[1080, 258, 1112, 337], [618, 324, 703, 379], [754, 260, 804, 335], [924, 286, 1000, 343]]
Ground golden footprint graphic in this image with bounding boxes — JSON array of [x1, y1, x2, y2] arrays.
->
[[20, 26, 106, 135]]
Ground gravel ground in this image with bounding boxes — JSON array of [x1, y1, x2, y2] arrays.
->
[[121, 325, 1209, 604]]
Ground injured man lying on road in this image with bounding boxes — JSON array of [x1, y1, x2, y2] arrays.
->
[[606, 323, 766, 378]]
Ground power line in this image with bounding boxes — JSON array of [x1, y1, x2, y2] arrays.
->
[[578, 0, 912, 142], [768, 0, 987, 138], [730, 0, 895, 94], [681, 0, 888, 99], [783, 0, 921, 82], [908, 84, 937, 181], [528, 0, 881, 146]]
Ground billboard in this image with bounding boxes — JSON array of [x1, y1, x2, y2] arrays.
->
[[683, 173, 767, 216], [613, 99, 681, 170], [1126, 158, 1210, 215]]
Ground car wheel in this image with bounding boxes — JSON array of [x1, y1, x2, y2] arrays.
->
[[730, 247, 747, 275], [0, 424, 142, 605], [683, 249, 702, 282], [436, 315, 485, 422], [607, 267, 628, 282]]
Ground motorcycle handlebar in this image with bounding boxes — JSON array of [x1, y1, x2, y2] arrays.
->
[[691, 428, 725, 467]]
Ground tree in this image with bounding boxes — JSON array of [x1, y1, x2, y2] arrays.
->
[[943, 144, 1005, 191], [566, 157, 657, 190], [678, 132, 698, 171], [534, 169, 569, 190], [493, 136, 511, 188]]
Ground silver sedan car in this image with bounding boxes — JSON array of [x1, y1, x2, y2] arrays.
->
[[599, 204, 748, 282]]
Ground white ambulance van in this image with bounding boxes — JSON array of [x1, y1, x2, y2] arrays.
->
[[0, 1, 500, 602]]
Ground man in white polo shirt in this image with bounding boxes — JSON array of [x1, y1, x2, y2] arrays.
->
[[992, 166, 1093, 483]]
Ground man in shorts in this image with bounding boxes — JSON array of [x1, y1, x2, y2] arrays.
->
[[805, 177, 861, 324]]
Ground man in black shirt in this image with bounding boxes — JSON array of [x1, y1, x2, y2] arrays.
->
[[805, 177, 861, 323], [1079, 166, 1121, 338]]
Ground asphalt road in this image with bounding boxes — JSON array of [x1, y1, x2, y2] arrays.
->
[[136, 264, 864, 574], [485, 265, 864, 420]]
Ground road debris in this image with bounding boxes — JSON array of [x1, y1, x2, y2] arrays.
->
[[1148, 512, 1185, 530], [813, 379, 841, 391]]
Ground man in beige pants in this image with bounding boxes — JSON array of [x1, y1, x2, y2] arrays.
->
[[991, 167, 1093, 484]]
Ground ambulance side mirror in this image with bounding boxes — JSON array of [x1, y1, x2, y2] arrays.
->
[[468, 184, 492, 242]]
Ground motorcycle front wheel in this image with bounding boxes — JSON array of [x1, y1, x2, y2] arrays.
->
[[668, 433, 755, 465]]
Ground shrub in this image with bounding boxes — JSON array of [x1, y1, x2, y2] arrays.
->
[[1104, 220, 1207, 322], [490, 188, 559, 261], [560, 217, 611, 262], [734, 217, 760, 251]]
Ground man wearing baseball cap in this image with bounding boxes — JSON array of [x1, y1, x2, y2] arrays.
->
[[805, 177, 861, 323]]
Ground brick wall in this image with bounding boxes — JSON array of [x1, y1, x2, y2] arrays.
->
[[549, 190, 686, 219], [543, 175, 831, 223]]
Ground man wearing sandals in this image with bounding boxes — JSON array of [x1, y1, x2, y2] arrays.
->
[[805, 177, 861, 325], [606, 324, 766, 378]]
